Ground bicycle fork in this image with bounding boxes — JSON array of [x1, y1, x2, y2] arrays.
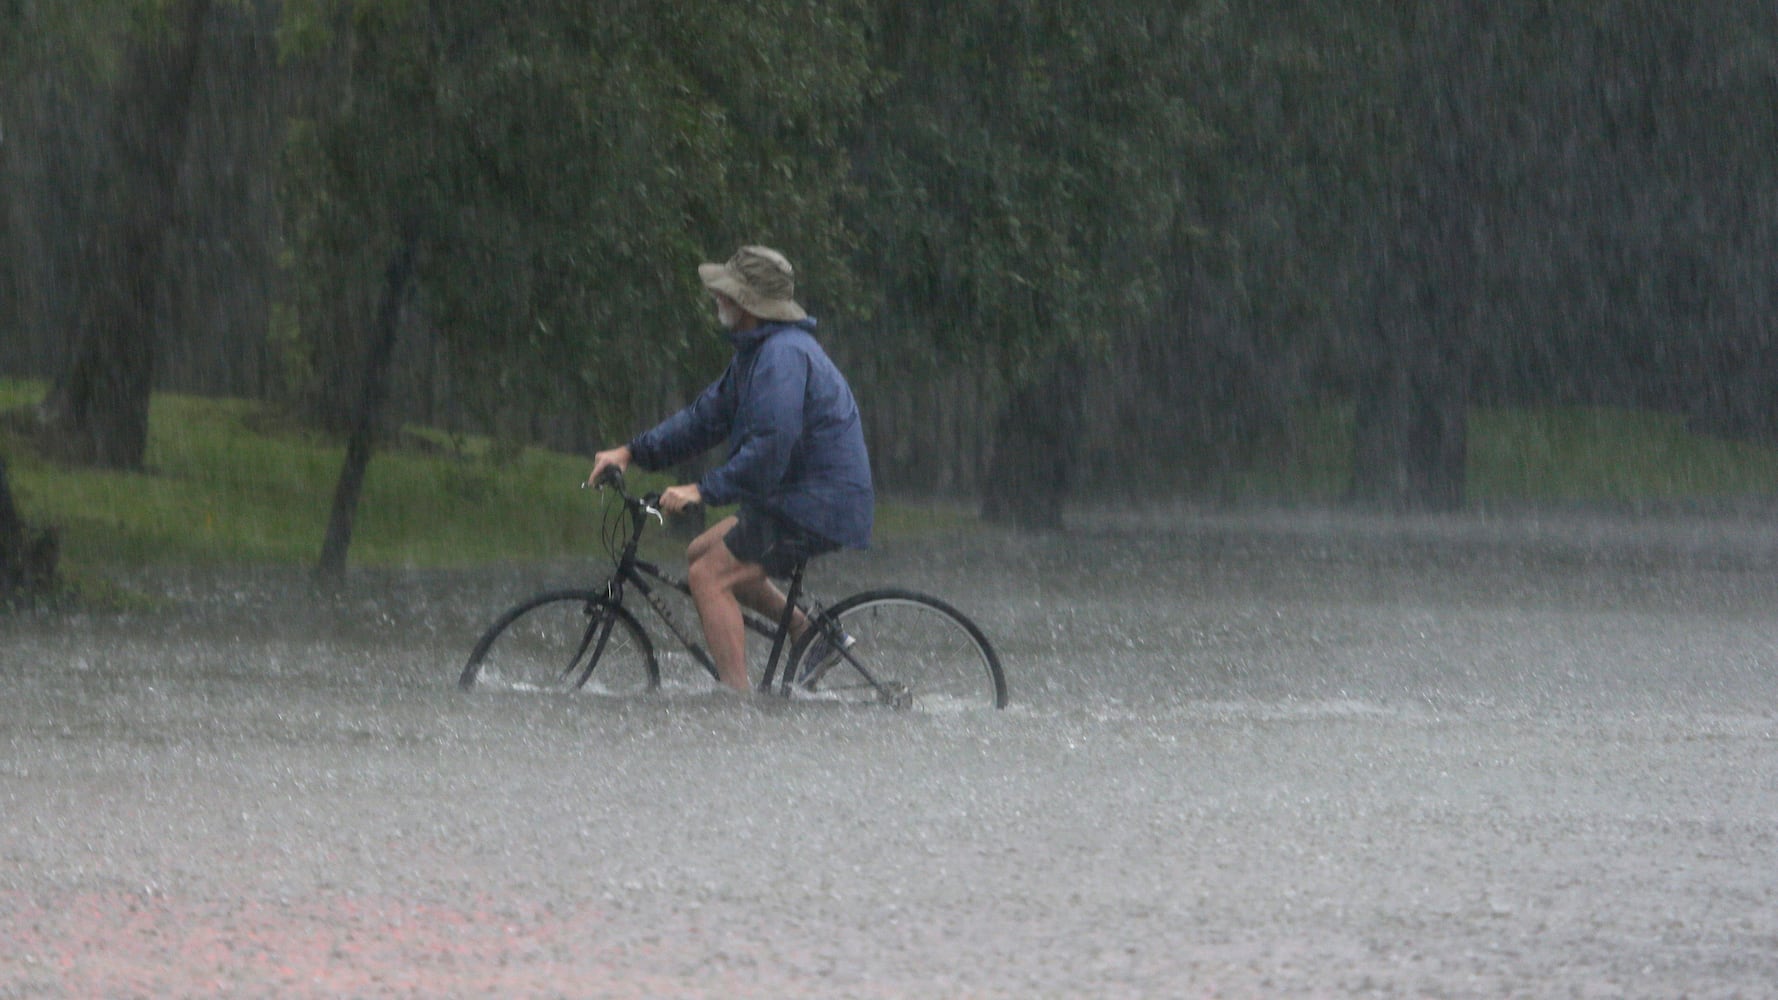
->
[[567, 607, 618, 689]]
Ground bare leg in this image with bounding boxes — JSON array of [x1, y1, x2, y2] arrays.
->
[[687, 516, 811, 637], [685, 516, 735, 563], [734, 576, 810, 643], [685, 519, 769, 692]]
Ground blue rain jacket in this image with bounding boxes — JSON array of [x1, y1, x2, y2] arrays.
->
[[627, 318, 874, 549]]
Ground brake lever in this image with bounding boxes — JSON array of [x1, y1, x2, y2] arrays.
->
[[640, 492, 666, 524]]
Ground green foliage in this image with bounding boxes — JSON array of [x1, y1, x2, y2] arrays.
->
[[849, 4, 1219, 377], [1, 0, 247, 79], [15, 0, 1773, 519], [272, 1, 1233, 432], [277, 0, 874, 442]]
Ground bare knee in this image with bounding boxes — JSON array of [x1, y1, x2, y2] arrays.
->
[[687, 552, 723, 596], [686, 517, 736, 565], [685, 531, 713, 564]]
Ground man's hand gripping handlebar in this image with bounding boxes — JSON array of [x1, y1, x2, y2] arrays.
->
[[586, 450, 701, 518], [584, 466, 664, 524]]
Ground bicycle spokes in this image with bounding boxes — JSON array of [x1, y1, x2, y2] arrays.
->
[[460, 591, 659, 695], [791, 590, 1006, 710]]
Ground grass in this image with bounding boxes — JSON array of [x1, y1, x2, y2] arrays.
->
[[7, 377, 1778, 577], [1468, 407, 1778, 502], [1223, 399, 1778, 505], [3, 380, 640, 571], [0, 378, 976, 574]]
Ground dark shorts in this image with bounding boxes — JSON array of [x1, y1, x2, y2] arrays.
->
[[722, 504, 838, 578]]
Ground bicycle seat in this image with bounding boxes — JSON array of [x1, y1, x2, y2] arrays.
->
[[769, 556, 813, 584]]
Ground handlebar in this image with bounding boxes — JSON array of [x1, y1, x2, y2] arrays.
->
[[583, 468, 663, 520], [585, 467, 702, 521]]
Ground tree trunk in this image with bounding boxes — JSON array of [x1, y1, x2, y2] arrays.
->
[[0, 457, 27, 596], [0, 456, 59, 601], [981, 353, 1080, 531], [315, 227, 420, 581], [1350, 358, 1468, 512], [37, 0, 212, 469], [1341, 4, 1498, 514]]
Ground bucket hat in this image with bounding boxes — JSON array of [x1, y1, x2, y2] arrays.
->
[[698, 245, 807, 322]]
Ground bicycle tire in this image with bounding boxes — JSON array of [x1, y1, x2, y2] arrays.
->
[[459, 590, 659, 695], [789, 588, 1007, 709]]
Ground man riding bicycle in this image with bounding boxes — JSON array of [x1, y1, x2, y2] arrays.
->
[[587, 245, 874, 693]]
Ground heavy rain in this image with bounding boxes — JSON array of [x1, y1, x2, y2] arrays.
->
[[6, 3, 1778, 997], [11, 514, 1778, 995]]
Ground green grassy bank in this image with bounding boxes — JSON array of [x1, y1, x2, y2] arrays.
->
[[0, 378, 975, 574], [1225, 400, 1778, 505], [6, 377, 1778, 576]]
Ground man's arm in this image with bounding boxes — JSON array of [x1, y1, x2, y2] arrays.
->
[[627, 367, 734, 471], [697, 343, 808, 506], [585, 366, 732, 488]]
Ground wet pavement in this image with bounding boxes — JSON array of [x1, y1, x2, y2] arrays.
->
[[5, 507, 1778, 996]]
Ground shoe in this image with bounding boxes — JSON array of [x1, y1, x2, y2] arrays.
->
[[797, 629, 856, 687]]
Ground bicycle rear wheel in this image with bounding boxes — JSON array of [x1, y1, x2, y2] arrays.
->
[[459, 590, 658, 695], [790, 588, 1007, 710]]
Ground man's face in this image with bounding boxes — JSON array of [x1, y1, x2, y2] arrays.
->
[[713, 292, 742, 330]]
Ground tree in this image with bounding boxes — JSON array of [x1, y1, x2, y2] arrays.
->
[[1236, 1, 1560, 510], [34, 0, 214, 469], [315, 217, 419, 579], [847, 3, 1216, 524], [280, 0, 874, 575], [0, 456, 58, 602], [1283, 2, 1778, 509]]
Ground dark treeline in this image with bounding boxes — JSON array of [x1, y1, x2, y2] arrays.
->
[[3, 1, 1776, 581]]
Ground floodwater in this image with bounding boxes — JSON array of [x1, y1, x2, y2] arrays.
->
[[5, 507, 1778, 997]]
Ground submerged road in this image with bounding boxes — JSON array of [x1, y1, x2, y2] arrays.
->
[[5, 507, 1778, 996]]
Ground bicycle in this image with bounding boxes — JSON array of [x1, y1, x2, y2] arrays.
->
[[458, 472, 1007, 710]]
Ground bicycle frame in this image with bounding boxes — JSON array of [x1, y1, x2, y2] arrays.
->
[[464, 477, 999, 708], [592, 481, 815, 694]]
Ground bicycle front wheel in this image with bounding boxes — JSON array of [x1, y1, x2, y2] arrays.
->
[[459, 590, 658, 695], [791, 588, 1007, 710]]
